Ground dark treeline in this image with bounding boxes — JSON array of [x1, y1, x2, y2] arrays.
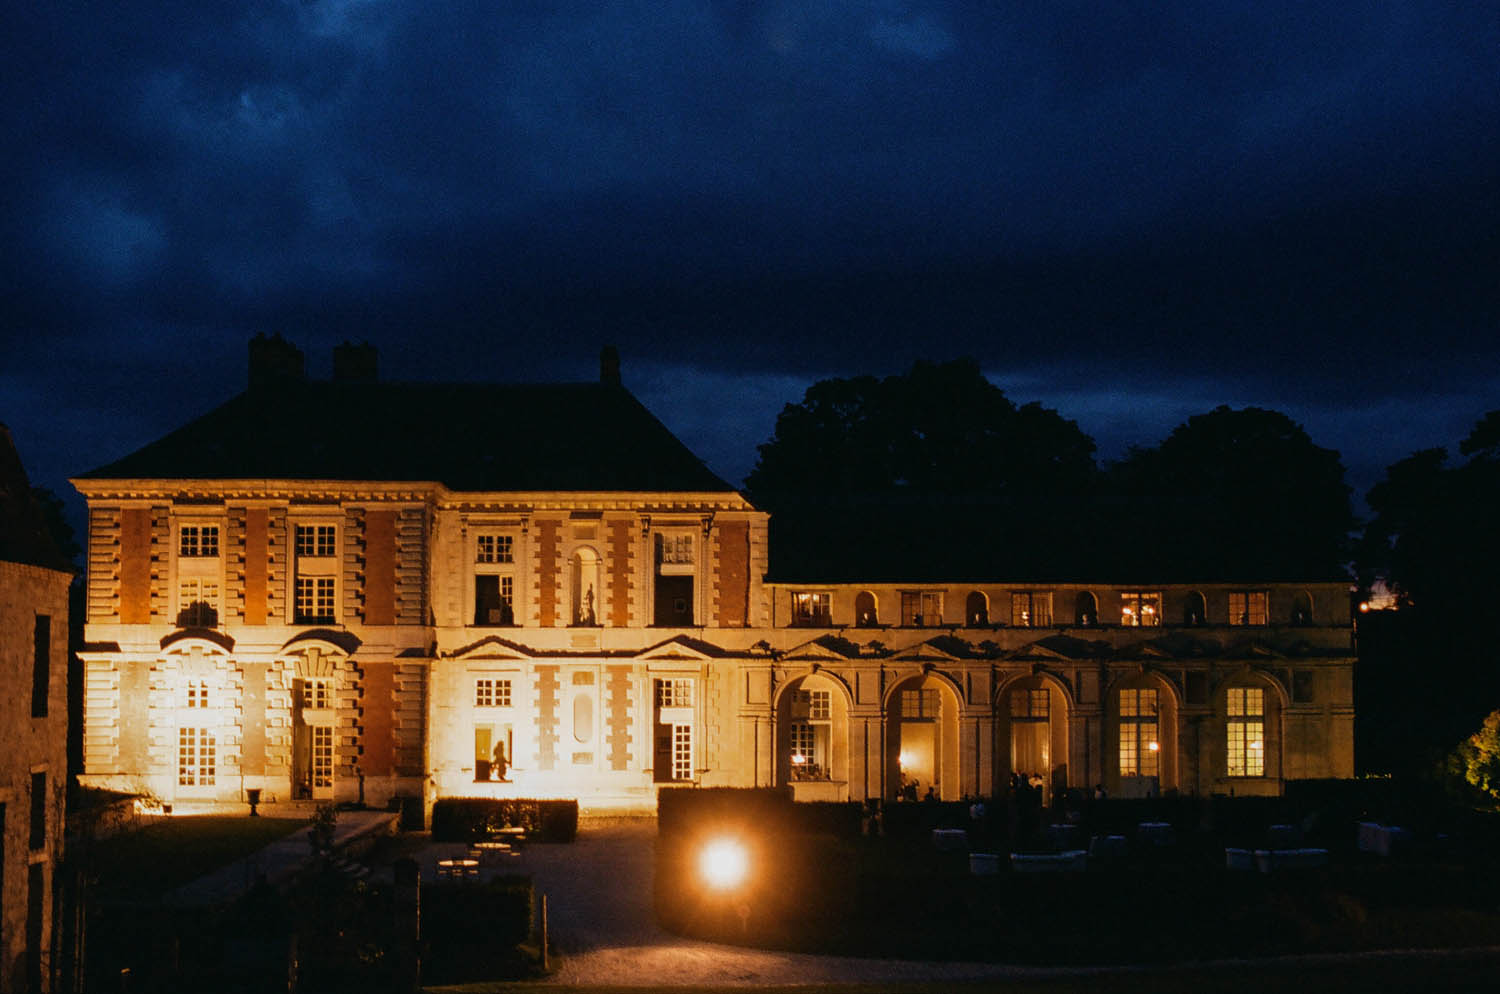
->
[[747, 358, 1354, 583]]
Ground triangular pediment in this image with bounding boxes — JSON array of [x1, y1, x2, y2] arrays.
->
[[783, 635, 862, 662], [1007, 634, 1108, 662], [1234, 639, 1286, 660], [637, 635, 724, 661], [889, 637, 964, 663], [450, 635, 536, 660]]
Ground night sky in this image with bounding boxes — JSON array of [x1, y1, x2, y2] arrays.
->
[[4, 3, 1497, 537]]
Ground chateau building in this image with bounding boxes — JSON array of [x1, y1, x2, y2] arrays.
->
[[1, 425, 72, 992], [72, 338, 1354, 817]]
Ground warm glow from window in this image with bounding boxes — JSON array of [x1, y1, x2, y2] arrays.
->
[[1148, 741, 1159, 752], [700, 838, 749, 890], [898, 751, 911, 768]]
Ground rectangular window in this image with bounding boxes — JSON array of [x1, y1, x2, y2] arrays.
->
[[657, 533, 694, 565], [1010, 688, 1050, 719], [1226, 687, 1265, 777], [186, 680, 209, 708], [177, 728, 216, 786], [900, 688, 942, 718], [1010, 592, 1053, 627], [179, 524, 220, 557], [1120, 591, 1162, 627], [476, 534, 514, 564], [32, 615, 50, 718], [29, 772, 45, 849], [474, 574, 515, 625], [295, 524, 337, 557], [1229, 591, 1269, 626], [312, 726, 334, 788], [178, 578, 221, 626], [476, 678, 512, 708], [672, 723, 693, 780], [299, 679, 331, 710], [791, 592, 832, 627], [656, 678, 693, 709], [295, 576, 336, 623], [796, 688, 832, 719], [1119, 688, 1160, 777], [901, 591, 943, 626]]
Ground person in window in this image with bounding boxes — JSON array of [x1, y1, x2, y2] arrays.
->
[[491, 741, 511, 782]]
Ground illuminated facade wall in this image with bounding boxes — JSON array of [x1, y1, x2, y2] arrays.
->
[[72, 478, 1354, 813]]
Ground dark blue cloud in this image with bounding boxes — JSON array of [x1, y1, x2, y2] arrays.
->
[[2, 1, 1496, 528]]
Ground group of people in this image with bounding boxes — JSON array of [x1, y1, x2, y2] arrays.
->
[[895, 773, 939, 802]]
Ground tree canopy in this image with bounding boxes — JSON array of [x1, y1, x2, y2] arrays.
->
[[1108, 406, 1354, 580], [746, 358, 1098, 499]]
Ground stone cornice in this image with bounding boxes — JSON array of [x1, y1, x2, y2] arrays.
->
[[69, 478, 758, 513]]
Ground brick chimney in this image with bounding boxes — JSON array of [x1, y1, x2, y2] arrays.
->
[[248, 334, 306, 391], [333, 340, 379, 382], [600, 345, 621, 387]]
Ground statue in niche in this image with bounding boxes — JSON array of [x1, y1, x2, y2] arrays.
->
[[582, 584, 596, 626]]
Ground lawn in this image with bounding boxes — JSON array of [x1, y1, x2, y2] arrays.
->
[[86, 814, 309, 899]]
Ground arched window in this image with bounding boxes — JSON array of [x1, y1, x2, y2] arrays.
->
[[1291, 591, 1314, 626], [855, 591, 879, 627], [966, 591, 989, 627], [1183, 591, 1206, 627], [1075, 591, 1097, 627], [570, 547, 602, 626]]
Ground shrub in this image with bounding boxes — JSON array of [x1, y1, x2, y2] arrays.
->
[[430, 798, 579, 843]]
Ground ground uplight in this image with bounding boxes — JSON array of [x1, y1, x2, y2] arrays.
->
[[699, 837, 750, 890]]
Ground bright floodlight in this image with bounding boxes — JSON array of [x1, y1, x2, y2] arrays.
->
[[699, 838, 749, 890]]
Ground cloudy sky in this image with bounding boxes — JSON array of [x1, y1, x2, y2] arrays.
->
[[3, 2, 1497, 532]]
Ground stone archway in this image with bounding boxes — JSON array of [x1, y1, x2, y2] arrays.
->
[[885, 672, 962, 801], [995, 674, 1071, 803], [775, 672, 852, 801]]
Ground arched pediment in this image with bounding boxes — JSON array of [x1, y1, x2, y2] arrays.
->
[[160, 630, 234, 655], [280, 629, 361, 657]]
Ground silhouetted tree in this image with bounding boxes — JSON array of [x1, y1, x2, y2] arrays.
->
[[746, 360, 1100, 580], [1108, 406, 1354, 580], [1356, 411, 1500, 772], [747, 358, 1098, 499]]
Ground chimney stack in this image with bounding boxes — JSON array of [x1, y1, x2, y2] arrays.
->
[[333, 340, 379, 382], [600, 345, 621, 387], [248, 334, 306, 391]]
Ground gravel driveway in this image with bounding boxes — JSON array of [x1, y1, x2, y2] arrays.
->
[[523, 817, 1046, 987]]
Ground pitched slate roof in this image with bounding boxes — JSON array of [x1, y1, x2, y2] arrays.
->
[[78, 380, 735, 493], [0, 424, 73, 572]]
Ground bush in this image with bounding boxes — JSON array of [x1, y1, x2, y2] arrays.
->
[[656, 786, 793, 839], [430, 798, 578, 843]]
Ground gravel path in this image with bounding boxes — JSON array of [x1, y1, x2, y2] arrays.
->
[[524, 818, 1051, 987]]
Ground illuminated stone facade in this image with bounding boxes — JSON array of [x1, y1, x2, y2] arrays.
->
[[72, 341, 1354, 816], [1, 426, 72, 992]]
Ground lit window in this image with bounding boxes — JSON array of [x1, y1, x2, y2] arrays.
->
[[788, 689, 832, 781], [1119, 688, 1159, 777], [900, 591, 943, 627], [311, 726, 334, 788], [476, 678, 512, 708], [299, 679, 331, 710], [1120, 591, 1161, 627], [791, 592, 832, 627], [294, 524, 337, 557], [1229, 591, 1269, 626], [476, 534, 514, 564], [1226, 687, 1265, 777], [178, 727, 216, 786], [1011, 591, 1053, 627], [656, 678, 693, 708], [474, 574, 515, 626], [295, 577, 336, 624], [179, 525, 220, 557]]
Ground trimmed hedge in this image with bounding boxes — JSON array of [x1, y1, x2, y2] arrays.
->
[[430, 798, 579, 843]]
